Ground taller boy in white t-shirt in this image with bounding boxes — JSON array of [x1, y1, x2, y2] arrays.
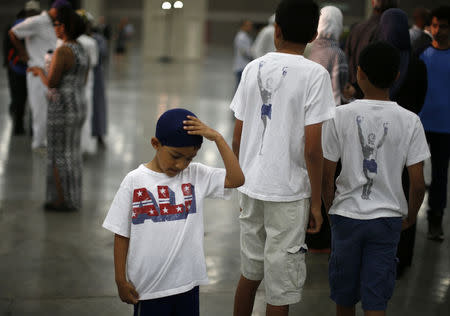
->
[[322, 42, 430, 316], [102, 108, 244, 316], [231, 1, 335, 315]]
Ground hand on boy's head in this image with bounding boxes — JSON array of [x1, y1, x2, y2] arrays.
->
[[183, 115, 221, 142], [116, 280, 139, 304]]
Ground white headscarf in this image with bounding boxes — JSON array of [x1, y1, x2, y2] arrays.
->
[[317, 6, 343, 41]]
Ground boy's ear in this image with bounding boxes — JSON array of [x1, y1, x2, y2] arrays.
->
[[274, 23, 282, 40], [151, 137, 161, 150], [357, 66, 367, 81]]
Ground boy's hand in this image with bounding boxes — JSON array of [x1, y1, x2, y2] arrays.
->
[[183, 115, 220, 141], [307, 205, 323, 234], [401, 216, 416, 231], [116, 280, 139, 304]]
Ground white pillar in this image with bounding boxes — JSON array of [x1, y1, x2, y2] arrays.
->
[[142, 0, 207, 61], [81, 0, 104, 21]]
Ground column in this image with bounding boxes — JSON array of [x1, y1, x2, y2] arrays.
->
[[142, 0, 207, 61]]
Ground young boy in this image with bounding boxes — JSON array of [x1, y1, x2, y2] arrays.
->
[[322, 42, 430, 316], [231, 1, 335, 315], [102, 108, 244, 316]]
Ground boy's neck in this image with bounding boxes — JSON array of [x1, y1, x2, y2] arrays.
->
[[144, 160, 160, 173], [276, 41, 306, 55], [362, 88, 391, 102]]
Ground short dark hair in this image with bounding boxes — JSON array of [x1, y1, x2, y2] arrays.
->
[[275, 0, 320, 44], [358, 42, 400, 89], [431, 6, 450, 23], [56, 6, 86, 40]]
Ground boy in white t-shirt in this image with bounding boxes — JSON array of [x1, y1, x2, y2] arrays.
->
[[322, 42, 430, 316], [231, 1, 335, 315], [102, 108, 244, 316]]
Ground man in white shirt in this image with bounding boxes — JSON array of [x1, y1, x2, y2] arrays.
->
[[9, 0, 71, 150]]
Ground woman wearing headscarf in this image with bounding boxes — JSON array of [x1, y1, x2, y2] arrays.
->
[[376, 8, 428, 278], [376, 8, 428, 113], [306, 6, 350, 253], [308, 6, 351, 106]]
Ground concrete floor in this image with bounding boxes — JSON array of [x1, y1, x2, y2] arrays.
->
[[0, 46, 449, 316]]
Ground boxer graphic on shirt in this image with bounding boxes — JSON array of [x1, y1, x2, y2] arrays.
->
[[357, 115, 388, 200]]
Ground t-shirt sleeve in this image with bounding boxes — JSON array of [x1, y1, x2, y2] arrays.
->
[[322, 117, 340, 162], [102, 175, 133, 237], [195, 163, 232, 200], [230, 66, 248, 120], [11, 16, 39, 38], [406, 117, 431, 166], [305, 69, 336, 126]]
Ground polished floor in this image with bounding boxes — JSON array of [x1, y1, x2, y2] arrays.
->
[[0, 45, 449, 316]]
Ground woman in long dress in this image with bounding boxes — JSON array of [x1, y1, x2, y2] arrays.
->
[[28, 7, 89, 211]]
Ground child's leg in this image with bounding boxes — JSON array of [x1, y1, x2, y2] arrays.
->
[[329, 216, 363, 310], [336, 304, 355, 316], [234, 193, 265, 316], [234, 275, 262, 316], [360, 217, 402, 313]]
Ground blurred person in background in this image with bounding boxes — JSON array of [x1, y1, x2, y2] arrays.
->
[[418, 6, 450, 242], [77, 9, 99, 155], [92, 17, 109, 148], [2, 1, 40, 135], [409, 7, 432, 54], [306, 5, 350, 253], [233, 20, 253, 89], [8, 0, 71, 150], [28, 7, 89, 212], [251, 14, 275, 59], [308, 6, 350, 106], [345, 0, 398, 99]]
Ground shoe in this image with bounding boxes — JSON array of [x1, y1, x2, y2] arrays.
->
[[427, 212, 444, 242], [43, 202, 78, 212]]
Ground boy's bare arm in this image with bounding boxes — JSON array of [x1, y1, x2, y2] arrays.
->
[[114, 234, 139, 304], [322, 158, 337, 215], [304, 122, 324, 233], [403, 161, 426, 230], [232, 119, 243, 159], [184, 116, 245, 188]]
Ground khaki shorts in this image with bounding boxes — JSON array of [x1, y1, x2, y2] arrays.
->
[[239, 193, 310, 306]]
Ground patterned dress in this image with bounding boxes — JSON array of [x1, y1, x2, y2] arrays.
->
[[46, 42, 88, 209]]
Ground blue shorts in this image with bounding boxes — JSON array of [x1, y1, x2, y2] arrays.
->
[[133, 286, 199, 316], [329, 215, 401, 311]]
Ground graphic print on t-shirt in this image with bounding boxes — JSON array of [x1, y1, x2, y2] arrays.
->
[[356, 116, 389, 200], [257, 61, 288, 155], [131, 183, 197, 224]]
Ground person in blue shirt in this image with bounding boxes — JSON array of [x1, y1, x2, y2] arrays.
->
[[419, 5, 450, 241]]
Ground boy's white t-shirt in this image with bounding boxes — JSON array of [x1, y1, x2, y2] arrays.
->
[[322, 99, 431, 219], [102, 163, 231, 300], [230, 52, 335, 202]]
